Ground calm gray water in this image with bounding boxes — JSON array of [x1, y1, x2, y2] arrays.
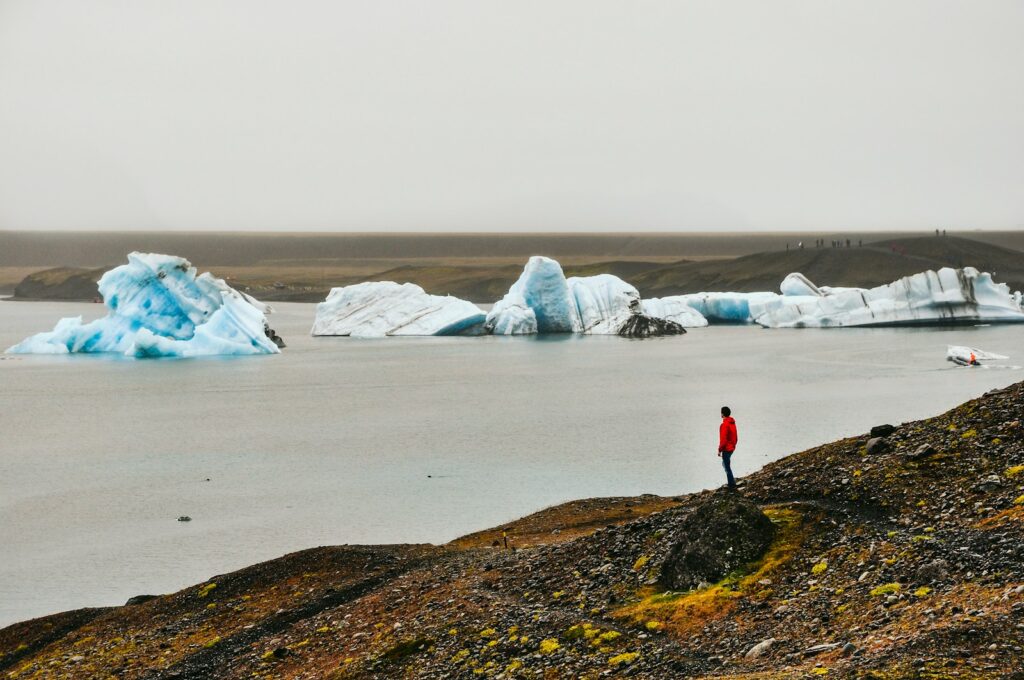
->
[[1, 300, 1022, 626]]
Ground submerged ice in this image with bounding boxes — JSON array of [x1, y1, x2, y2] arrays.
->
[[6, 253, 282, 358], [311, 282, 486, 338]]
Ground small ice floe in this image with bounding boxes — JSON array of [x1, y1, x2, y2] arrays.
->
[[946, 345, 1008, 367]]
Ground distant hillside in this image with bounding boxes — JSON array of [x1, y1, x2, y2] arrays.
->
[[4, 230, 1023, 268], [631, 235, 1024, 297], [12, 267, 107, 300], [9, 235, 1023, 303]]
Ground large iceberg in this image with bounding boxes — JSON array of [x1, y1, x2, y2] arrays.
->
[[485, 257, 687, 336], [311, 282, 486, 337], [6, 253, 282, 358], [752, 267, 1024, 328]]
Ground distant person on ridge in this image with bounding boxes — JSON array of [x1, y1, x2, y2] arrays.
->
[[718, 406, 738, 490]]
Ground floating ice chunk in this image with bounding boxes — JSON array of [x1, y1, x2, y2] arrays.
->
[[753, 268, 1024, 328], [780, 272, 822, 297], [7, 253, 280, 357], [485, 296, 537, 335], [639, 297, 709, 328], [946, 345, 1008, 366], [311, 282, 486, 338], [486, 257, 582, 334]]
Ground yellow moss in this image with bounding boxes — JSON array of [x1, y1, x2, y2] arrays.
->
[[203, 636, 221, 648], [632, 555, 649, 571], [197, 582, 217, 598], [552, 591, 565, 599], [914, 587, 932, 597], [538, 638, 560, 654], [599, 630, 622, 642], [505, 659, 523, 673], [609, 652, 639, 666], [613, 506, 806, 637], [960, 429, 977, 439], [1014, 495, 1024, 506], [479, 628, 497, 638], [644, 620, 662, 632], [316, 626, 332, 633], [811, 668, 829, 675], [451, 649, 470, 663], [811, 560, 828, 575], [870, 583, 901, 596], [1005, 465, 1024, 479]]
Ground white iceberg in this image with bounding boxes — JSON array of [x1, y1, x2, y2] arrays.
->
[[946, 345, 1008, 366], [311, 282, 486, 338], [752, 267, 1024, 328], [779, 272, 823, 297], [6, 253, 281, 358], [568, 274, 645, 334]]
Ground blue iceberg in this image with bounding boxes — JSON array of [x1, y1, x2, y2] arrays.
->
[[6, 252, 282, 358], [485, 256, 583, 334]]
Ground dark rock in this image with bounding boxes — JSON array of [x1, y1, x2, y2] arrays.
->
[[975, 475, 1003, 492], [177, 516, 192, 522], [866, 437, 887, 454], [906, 444, 937, 461], [125, 595, 158, 606], [915, 559, 949, 584], [745, 638, 776, 659], [618, 314, 686, 338], [871, 424, 896, 437], [272, 647, 290, 659], [660, 493, 775, 591]]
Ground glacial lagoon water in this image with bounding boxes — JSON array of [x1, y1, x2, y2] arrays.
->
[[1, 299, 1022, 626]]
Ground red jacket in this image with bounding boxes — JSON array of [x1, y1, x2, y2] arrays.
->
[[719, 416, 738, 453]]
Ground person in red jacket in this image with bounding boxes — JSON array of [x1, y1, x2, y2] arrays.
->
[[718, 406, 738, 490]]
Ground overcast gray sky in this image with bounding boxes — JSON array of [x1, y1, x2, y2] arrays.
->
[[0, 1, 1021, 232]]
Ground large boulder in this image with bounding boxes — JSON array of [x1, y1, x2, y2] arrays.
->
[[660, 494, 775, 591]]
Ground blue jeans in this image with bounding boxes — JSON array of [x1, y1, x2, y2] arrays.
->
[[721, 450, 736, 488]]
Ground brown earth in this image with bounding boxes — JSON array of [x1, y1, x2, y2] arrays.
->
[[3, 382, 1024, 679]]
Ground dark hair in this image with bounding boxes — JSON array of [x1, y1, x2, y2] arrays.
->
[[721, 406, 731, 416]]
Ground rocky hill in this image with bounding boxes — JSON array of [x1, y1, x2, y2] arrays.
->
[[3, 383, 1024, 678], [12, 267, 107, 301]]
